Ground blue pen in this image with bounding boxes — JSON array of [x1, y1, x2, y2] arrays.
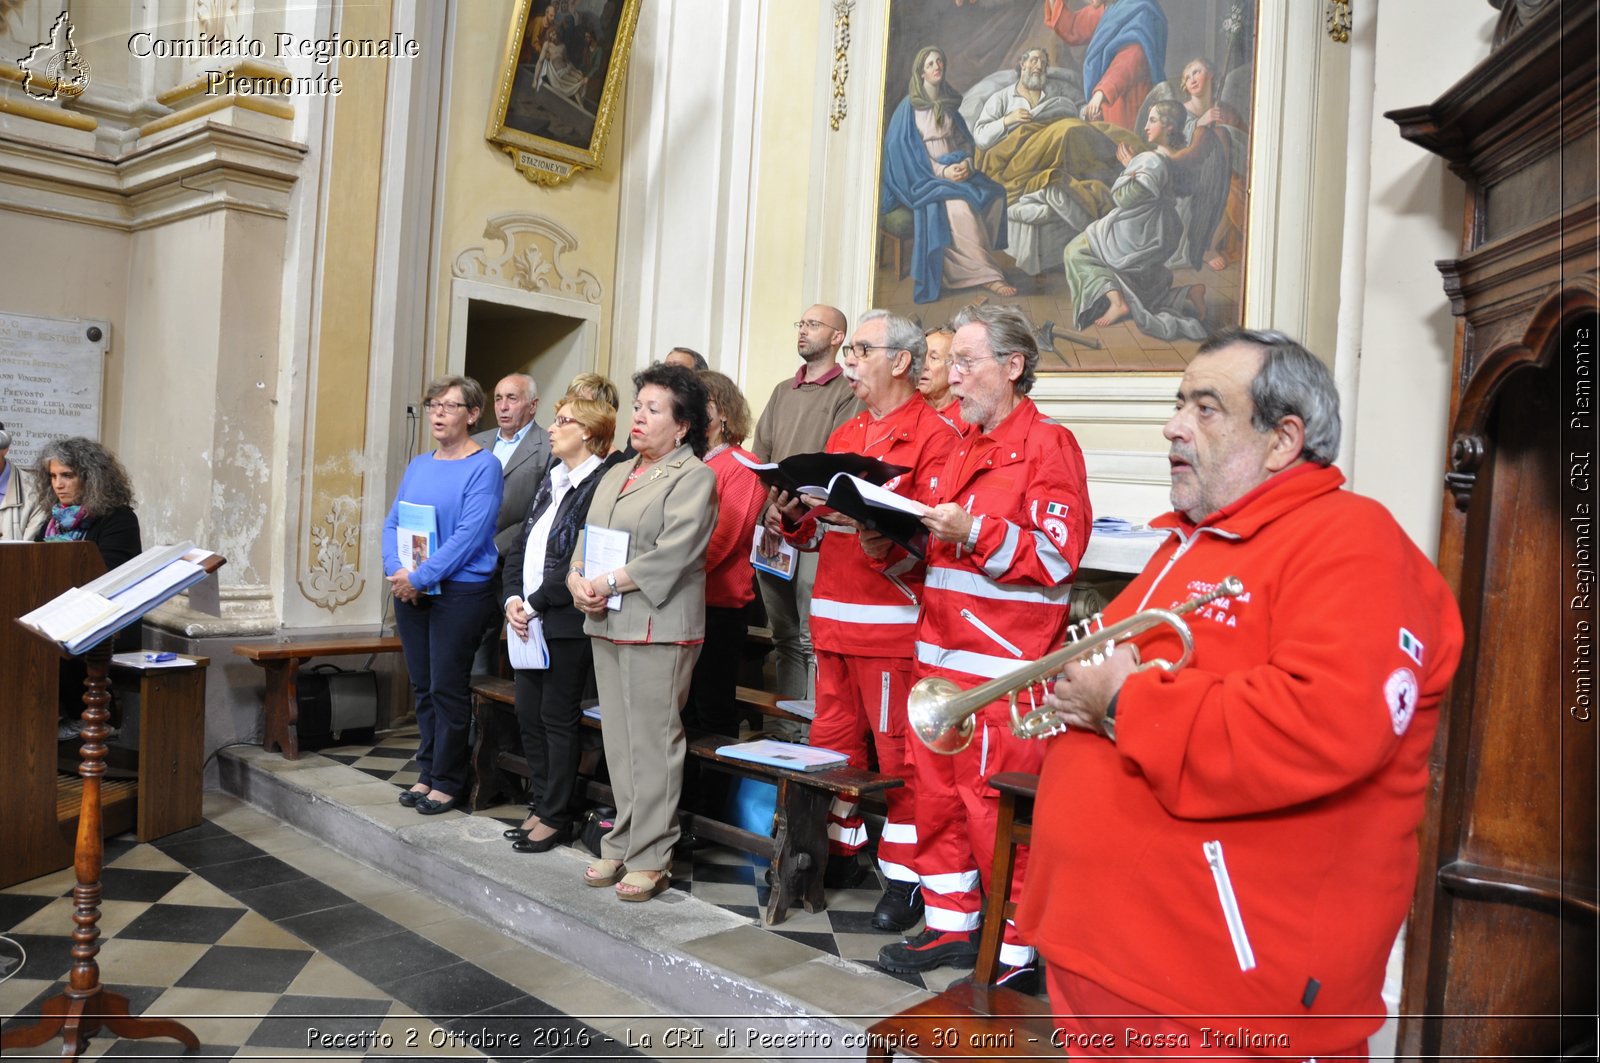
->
[[145, 652, 177, 663]]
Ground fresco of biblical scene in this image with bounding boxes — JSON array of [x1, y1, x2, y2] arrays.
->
[[872, 0, 1256, 372]]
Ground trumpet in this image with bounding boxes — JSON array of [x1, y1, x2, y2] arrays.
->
[[907, 576, 1245, 754]]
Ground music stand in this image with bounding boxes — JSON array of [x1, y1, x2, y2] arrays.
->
[[1, 552, 223, 1059]]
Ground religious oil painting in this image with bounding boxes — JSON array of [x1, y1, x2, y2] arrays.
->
[[872, 0, 1258, 371], [488, 0, 641, 186]]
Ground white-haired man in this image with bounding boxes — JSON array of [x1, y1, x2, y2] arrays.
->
[[877, 302, 1091, 993]]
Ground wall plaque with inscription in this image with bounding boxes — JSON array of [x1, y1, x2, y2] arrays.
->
[[0, 310, 110, 468]]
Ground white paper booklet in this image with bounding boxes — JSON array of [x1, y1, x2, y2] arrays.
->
[[715, 738, 849, 772], [507, 613, 550, 670], [583, 524, 630, 610]]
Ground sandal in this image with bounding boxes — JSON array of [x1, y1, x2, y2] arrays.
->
[[615, 869, 671, 903], [584, 858, 625, 887]]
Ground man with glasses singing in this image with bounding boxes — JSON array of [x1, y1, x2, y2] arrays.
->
[[876, 302, 1090, 993], [752, 306, 862, 704], [770, 309, 960, 920]]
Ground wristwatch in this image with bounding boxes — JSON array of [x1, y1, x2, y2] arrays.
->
[[605, 573, 619, 595], [1101, 694, 1119, 743]]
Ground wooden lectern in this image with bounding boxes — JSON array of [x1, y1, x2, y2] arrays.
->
[[0, 542, 219, 1059], [1, 543, 208, 887]]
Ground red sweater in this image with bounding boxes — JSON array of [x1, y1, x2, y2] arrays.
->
[[1018, 463, 1464, 1055], [703, 445, 768, 609]]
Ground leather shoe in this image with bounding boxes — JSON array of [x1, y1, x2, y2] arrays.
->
[[415, 794, 460, 815], [872, 879, 924, 932], [878, 927, 979, 973], [512, 823, 570, 853], [397, 788, 425, 808]]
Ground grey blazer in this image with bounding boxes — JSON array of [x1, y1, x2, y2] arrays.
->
[[474, 423, 552, 554], [578, 445, 718, 643]]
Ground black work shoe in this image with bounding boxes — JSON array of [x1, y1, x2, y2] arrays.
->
[[877, 927, 979, 973], [871, 880, 924, 932], [953, 960, 1040, 996], [823, 854, 868, 890]]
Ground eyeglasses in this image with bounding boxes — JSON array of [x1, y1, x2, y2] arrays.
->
[[793, 319, 833, 331], [422, 400, 470, 412], [552, 415, 579, 427], [842, 344, 901, 360], [950, 352, 1014, 374]]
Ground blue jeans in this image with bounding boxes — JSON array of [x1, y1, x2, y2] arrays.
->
[[395, 578, 495, 798]]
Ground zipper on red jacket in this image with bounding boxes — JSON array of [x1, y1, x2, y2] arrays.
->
[[1135, 527, 1242, 612], [1203, 840, 1257, 972]]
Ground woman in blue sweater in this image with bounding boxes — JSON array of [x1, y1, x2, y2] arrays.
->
[[383, 375, 504, 814]]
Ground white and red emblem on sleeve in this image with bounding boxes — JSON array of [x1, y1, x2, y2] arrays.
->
[[1040, 500, 1071, 548]]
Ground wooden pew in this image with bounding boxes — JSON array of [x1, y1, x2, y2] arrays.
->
[[470, 675, 899, 925], [233, 636, 402, 759]]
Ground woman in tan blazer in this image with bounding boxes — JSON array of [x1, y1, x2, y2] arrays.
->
[[569, 364, 718, 901]]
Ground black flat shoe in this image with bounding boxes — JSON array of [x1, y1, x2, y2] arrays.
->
[[415, 794, 460, 815], [503, 827, 530, 840], [512, 824, 570, 853], [398, 789, 425, 808]]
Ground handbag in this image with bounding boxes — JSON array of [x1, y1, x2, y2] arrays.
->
[[579, 805, 616, 857]]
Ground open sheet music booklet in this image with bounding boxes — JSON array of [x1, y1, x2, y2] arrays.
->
[[732, 450, 911, 500], [17, 542, 224, 655]]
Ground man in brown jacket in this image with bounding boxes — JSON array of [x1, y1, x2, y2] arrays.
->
[[752, 305, 861, 706]]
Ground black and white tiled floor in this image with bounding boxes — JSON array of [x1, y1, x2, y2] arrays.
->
[[319, 728, 958, 993], [0, 797, 661, 1061], [1, 728, 971, 1060]]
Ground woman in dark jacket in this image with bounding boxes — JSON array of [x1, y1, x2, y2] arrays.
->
[[501, 396, 623, 852], [31, 436, 142, 571]]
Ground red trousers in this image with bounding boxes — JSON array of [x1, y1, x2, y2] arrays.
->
[[810, 650, 917, 882], [1045, 966, 1370, 1061], [908, 712, 1044, 965]]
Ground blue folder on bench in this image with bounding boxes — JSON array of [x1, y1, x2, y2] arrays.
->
[[715, 739, 849, 772]]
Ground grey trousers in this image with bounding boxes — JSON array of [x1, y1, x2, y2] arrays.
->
[[592, 639, 700, 872], [756, 550, 819, 699]]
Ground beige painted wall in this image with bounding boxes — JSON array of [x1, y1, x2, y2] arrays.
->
[[741, 2, 824, 416], [433, 0, 625, 396], [0, 213, 130, 445], [1352, 5, 1495, 556]]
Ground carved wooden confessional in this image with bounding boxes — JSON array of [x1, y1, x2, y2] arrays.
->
[[1386, 0, 1598, 1057]]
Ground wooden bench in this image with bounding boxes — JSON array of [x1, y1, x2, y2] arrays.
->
[[470, 675, 899, 925], [234, 636, 403, 760]]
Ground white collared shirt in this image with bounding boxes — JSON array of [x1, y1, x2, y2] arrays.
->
[[521, 453, 603, 601]]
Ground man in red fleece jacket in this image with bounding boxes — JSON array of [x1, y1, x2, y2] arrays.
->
[[1019, 328, 1463, 1060]]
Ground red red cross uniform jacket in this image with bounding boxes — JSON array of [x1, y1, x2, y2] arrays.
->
[[786, 393, 959, 658], [783, 394, 959, 875], [1018, 463, 1464, 1056], [907, 397, 1090, 957], [913, 396, 1091, 697]]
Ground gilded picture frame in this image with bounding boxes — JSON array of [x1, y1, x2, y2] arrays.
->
[[486, 0, 642, 187], [872, 0, 1260, 372]]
